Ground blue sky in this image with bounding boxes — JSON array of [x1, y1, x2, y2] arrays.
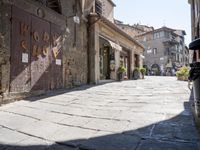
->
[[113, 0, 191, 45]]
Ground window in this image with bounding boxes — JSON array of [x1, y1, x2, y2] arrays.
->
[[165, 31, 171, 38], [147, 46, 152, 54], [153, 48, 157, 55], [147, 49, 152, 54], [164, 48, 169, 56], [46, 0, 61, 14], [33, 0, 61, 14], [153, 32, 160, 39], [95, 0, 102, 15]]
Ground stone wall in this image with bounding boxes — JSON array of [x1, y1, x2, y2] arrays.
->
[[99, 0, 114, 23], [0, 2, 11, 101], [0, 0, 88, 103], [61, 0, 88, 87]]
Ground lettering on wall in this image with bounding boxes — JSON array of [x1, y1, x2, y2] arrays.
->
[[19, 22, 62, 64], [20, 23, 29, 36]]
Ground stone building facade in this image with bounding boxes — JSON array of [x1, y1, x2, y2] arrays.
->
[[0, 0, 88, 103], [0, 0, 144, 104], [135, 27, 188, 76], [88, 0, 144, 83], [115, 20, 154, 38], [116, 21, 189, 76]]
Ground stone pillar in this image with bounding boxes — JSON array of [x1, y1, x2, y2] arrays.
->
[[139, 55, 144, 68], [88, 14, 100, 84], [130, 50, 135, 78], [0, 3, 11, 100], [114, 49, 120, 80]]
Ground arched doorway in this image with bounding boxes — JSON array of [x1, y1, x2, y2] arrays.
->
[[151, 64, 161, 76]]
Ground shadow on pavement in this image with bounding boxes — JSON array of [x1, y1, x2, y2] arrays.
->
[[24, 81, 115, 102]]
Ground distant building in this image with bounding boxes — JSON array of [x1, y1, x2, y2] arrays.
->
[[135, 27, 188, 76], [115, 20, 154, 38], [116, 20, 189, 76]]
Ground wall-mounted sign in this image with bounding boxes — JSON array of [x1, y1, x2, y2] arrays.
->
[[22, 53, 29, 63], [56, 59, 61, 65], [73, 16, 80, 24]]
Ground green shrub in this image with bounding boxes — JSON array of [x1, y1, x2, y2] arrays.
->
[[134, 67, 139, 72], [140, 68, 146, 75], [176, 66, 189, 80], [118, 66, 126, 73]]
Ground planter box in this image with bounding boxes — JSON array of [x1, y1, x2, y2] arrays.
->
[[177, 76, 188, 81]]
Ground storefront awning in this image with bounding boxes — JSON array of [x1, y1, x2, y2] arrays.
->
[[99, 35, 122, 51], [108, 40, 122, 51], [140, 54, 145, 59]]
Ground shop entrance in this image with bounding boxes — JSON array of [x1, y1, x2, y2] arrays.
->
[[120, 50, 130, 79], [99, 46, 111, 80]]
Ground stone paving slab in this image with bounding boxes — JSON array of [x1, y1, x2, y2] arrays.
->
[[0, 111, 37, 130], [83, 118, 130, 133], [18, 121, 63, 139], [50, 126, 97, 146], [137, 139, 199, 150], [0, 127, 30, 145], [79, 133, 141, 150], [0, 77, 199, 150]]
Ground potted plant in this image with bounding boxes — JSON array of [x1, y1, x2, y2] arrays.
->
[[140, 67, 146, 79], [117, 66, 126, 81], [133, 67, 140, 80], [176, 66, 189, 81]]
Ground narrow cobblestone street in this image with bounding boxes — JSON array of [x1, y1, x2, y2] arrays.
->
[[0, 76, 199, 150]]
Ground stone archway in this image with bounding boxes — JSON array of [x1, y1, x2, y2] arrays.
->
[[151, 64, 161, 76]]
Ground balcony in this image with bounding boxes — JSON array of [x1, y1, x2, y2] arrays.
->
[[163, 39, 178, 46]]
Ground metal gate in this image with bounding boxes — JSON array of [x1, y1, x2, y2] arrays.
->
[[10, 6, 63, 92]]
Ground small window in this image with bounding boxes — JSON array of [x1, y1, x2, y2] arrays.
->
[[47, 0, 61, 14], [147, 49, 152, 54], [153, 32, 160, 39], [95, 0, 102, 15], [33, 0, 61, 14], [153, 48, 157, 55]]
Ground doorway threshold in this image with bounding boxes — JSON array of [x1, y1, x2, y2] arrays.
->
[[99, 80, 115, 84]]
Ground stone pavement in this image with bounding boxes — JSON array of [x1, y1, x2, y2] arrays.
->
[[0, 76, 199, 150]]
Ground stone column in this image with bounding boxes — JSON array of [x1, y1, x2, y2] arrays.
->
[[88, 14, 100, 84], [130, 50, 135, 79], [114, 49, 120, 80], [139, 55, 144, 68]]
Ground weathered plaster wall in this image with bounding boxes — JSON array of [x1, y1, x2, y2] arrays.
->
[[0, 0, 88, 103], [0, 2, 11, 101], [61, 0, 88, 87]]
